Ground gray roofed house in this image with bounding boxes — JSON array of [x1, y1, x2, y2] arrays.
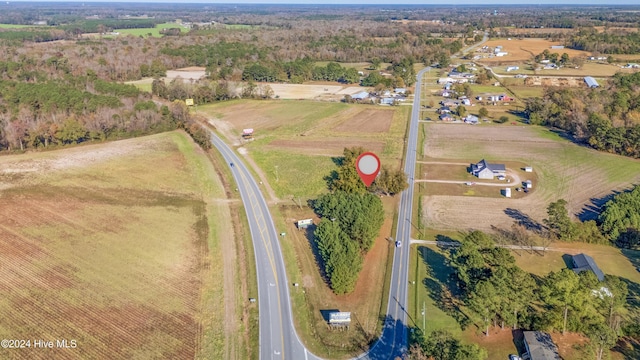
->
[[471, 159, 506, 179], [438, 106, 452, 114], [572, 253, 605, 281], [523, 331, 561, 360], [439, 113, 454, 121]]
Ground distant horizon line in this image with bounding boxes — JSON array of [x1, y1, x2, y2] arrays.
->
[[3, 0, 640, 5]]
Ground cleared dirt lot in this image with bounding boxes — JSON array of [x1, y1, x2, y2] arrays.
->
[[421, 123, 640, 232], [131, 67, 369, 100], [268, 83, 366, 100], [332, 108, 393, 133], [165, 66, 207, 81], [524, 76, 583, 87]]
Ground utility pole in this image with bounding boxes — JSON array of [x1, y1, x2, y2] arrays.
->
[[275, 165, 279, 182]]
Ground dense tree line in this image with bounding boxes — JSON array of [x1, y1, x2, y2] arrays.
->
[[408, 329, 487, 360], [311, 147, 405, 294], [0, 74, 209, 151], [0, 18, 459, 82], [242, 60, 360, 84], [0, 29, 68, 43], [599, 185, 640, 249], [543, 199, 606, 245], [313, 191, 383, 294], [313, 191, 384, 253], [327, 146, 407, 196], [444, 230, 630, 360], [568, 28, 640, 54], [525, 72, 640, 158], [450, 231, 536, 333]]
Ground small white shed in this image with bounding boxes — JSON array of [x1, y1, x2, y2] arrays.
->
[[524, 166, 533, 172], [503, 188, 512, 198]]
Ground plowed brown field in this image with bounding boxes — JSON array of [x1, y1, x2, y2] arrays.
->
[[0, 132, 231, 359]]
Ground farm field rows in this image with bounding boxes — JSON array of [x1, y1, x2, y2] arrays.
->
[[0, 132, 246, 359], [199, 99, 409, 200]]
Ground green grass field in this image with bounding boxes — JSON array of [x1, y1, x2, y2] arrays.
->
[[200, 99, 410, 200], [0, 23, 41, 29], [114, 22, 184, 37], [0, 131, 244, 359], [410, 245, 464, 335], [508, 86, 545, 98], [124, 78, 153, 92], [471, 84, 509, 94]]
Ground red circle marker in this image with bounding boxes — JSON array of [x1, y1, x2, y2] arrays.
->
[[356, 152, 381, 187]]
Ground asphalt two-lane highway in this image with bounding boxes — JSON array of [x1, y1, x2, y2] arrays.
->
[[356, 67, 429, 360], [210, 133, 320, 360], [210, 66, 428, 359]]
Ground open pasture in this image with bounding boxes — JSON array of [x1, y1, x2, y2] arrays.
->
[[479, 38, 591, 62], [200, 100, 409, 198], [421, 123, 640, 232], [0, 132, 236, 359], [114, 22, 185, 37]]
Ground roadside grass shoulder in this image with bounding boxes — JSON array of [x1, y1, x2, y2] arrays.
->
[[410, 245, 463, 335], [250, 149, 335, 200]]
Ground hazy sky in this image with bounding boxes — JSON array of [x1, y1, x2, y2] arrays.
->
[[5, 0, 640, 5]]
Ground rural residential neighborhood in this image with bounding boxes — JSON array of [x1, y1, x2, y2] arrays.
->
[[0, 2, 639, 360]]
